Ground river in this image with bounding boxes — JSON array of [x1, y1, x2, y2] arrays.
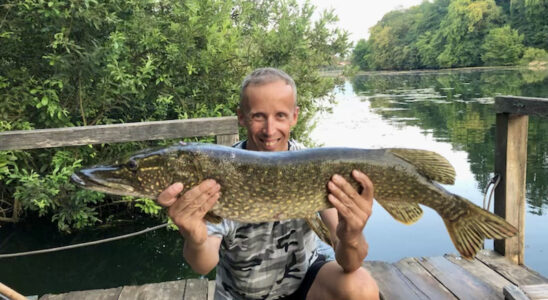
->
[[1, 67, 547, 296]]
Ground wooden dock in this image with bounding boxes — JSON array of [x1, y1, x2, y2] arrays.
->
[[36, 250, 548, 300]]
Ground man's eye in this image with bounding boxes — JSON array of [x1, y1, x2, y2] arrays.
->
[[251, 114, 265, 121]]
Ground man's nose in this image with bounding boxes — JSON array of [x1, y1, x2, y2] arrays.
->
[[263, 117, 276, 136]]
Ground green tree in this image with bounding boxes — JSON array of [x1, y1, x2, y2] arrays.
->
[[481, 25, 524, 65], [437, 0, 503, 67], [0, 0, 349, 231], [351, 39, 372, 70]]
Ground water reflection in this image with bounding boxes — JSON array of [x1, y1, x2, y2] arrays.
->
[[311, 68, 547, 276], [350, 69, 548, 215]]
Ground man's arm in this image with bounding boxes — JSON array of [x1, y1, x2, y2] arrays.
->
[[320, 170, 374, 272], [157, 180, 222, 275]]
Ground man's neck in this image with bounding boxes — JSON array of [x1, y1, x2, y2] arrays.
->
[[242, 140, 291, 151]]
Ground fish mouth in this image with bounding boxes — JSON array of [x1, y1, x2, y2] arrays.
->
[[71, 168, 142, 197]]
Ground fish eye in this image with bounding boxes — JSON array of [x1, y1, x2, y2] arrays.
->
[[127, 160, 138, 171]]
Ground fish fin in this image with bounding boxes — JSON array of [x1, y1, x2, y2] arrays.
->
[[306, 215, 333, 247], [205, 212, 222, 224], [376, 200, 423, 225], [443, 195, 518, 259], [388, 148, 456, 184]]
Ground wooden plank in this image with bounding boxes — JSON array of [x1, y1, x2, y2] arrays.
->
[[393, 257, 456, 300], [445, 253, 513, 299], [183, 278, 208, 300], [0, 117, 238, 150], [207, 280, 216, 300], [417, 256, 500, 300], [504, 285, 530, 300], [494, 113, 528, 264], [363, 261, 427, 300], [522, 284, 548, 300], [215, 133, 239, 146], [476, 250, 548, 286], [495, 96, 548, 118], [118, 280, 186, 300], [39, 287, 122, 300]]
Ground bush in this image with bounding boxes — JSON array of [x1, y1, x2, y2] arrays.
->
[[481, 25, 524, 66], [521, 47, 548, 64]]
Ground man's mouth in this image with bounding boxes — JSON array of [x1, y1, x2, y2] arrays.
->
[[261, 138, 281, 148]]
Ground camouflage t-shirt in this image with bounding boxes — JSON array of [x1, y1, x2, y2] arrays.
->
[[206, 140, 320, 300]]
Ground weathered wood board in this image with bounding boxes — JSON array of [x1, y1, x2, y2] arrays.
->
[[36, 251, 548, 300], [0, 117, 239, 150]]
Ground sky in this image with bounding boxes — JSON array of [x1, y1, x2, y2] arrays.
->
[[308, 0, 425, 42]]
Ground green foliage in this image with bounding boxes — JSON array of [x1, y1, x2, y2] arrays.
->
[[134, 197, 162, 216], [351, 39, 371, 71], [521, 47, 548, 63], [351, 0, 547, 70], [481, 25, 524, 65], [1, 0, 349, 231]]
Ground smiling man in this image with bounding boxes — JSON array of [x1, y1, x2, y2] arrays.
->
[[158, 68, 379, 300]]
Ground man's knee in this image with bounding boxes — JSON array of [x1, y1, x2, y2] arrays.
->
[[312, 262, 379, 300], [341, 267, 379, 300]]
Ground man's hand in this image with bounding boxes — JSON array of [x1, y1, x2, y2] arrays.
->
[[157, 180, 220, 246], [325, 170, 374, 272], [327, 170, 373, 244]]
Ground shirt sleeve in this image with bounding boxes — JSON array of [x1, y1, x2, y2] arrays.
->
[[207, 219, 236, 239]]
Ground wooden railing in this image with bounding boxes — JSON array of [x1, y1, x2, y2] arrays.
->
[[494, 96, 548, 265], [0, 116, 239, 150], [0, 116, 239, 222]]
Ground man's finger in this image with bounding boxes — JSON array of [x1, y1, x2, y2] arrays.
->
[[194, 191, 221, 218], [182, 179, 217, 202], [157, 182, 184, 207], [351, 170, 374, 212], [352, 170, 374, 199], [175, 181, 220, 216], [330, 174, 360, 207]]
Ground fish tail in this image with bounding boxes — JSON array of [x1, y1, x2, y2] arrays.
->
[[443, 196, 518, 259]]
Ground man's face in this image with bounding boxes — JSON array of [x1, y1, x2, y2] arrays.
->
[[237, 80, 299, 152]]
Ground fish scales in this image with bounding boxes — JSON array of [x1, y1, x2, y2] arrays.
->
[[71, 143, 517, 258]]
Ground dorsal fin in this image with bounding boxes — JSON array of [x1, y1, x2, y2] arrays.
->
[[388, 149, 456, 184]]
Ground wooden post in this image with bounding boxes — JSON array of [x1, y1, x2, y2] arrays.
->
[[216, 133, 239, 146], [494, 112, 528, 265]]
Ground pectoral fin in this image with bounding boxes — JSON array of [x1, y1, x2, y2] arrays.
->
[[306, 215, 333, 247], [388, 148, 456, 184], [377, 200, 423, 225], [205, 212, 223, 224]]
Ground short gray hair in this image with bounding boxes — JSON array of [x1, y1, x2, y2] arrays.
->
[[239, 68, 297, 111]]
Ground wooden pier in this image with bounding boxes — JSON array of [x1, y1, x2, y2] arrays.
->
[[3, 98, 548, 299], [35, 250, 548, 300]]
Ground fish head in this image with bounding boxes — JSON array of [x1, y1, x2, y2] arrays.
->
[[71, 146, 187, 198]]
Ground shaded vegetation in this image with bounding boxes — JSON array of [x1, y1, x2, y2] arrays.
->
[[0, 0, 350, 231]]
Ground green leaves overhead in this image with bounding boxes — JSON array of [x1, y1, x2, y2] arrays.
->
[[0, 0, 349, 231]]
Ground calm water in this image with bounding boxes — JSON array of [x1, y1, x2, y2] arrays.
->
[[1, 68, 547, 296], [311, 67, 548, 275]]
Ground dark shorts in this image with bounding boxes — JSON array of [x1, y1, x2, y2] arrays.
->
[[281, 255, 329, 300]]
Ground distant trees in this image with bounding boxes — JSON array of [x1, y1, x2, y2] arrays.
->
[[352, 0, 548, 70], [481, 26, 524, 65]]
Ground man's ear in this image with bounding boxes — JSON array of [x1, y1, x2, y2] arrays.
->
[[237, 108, 246, 127], [291, 106, 300, 127]]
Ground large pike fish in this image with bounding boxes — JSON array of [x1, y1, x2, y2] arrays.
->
[[71, 142, 517, 258]]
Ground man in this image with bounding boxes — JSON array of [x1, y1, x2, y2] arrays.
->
[[158, 68, 379, 299]]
